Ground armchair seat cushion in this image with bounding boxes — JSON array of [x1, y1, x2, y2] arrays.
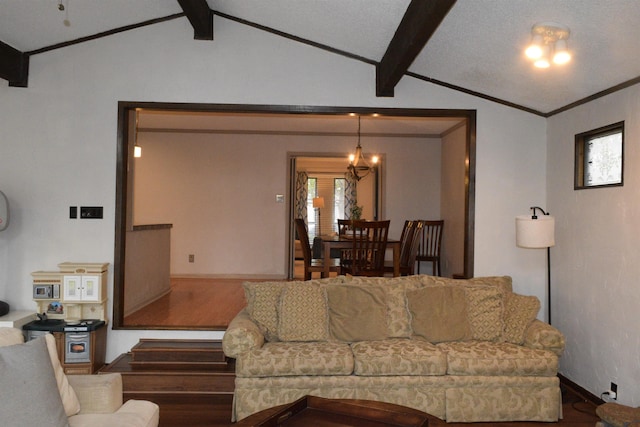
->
[[438, 341, 558, 376], [236, 341, 353, 377], [351, 338, 447, 376], [69, 400, 159, 427]]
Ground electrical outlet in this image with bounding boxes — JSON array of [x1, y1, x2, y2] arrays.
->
[[611, 382, 618, 400], [189, 254, 195, 263]]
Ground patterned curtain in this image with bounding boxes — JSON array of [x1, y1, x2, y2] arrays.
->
[[295, 171, 308, 222], [344, 172, 357, 219]]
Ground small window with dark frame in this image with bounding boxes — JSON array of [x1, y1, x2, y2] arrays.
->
[[575, 121, 624, 189]]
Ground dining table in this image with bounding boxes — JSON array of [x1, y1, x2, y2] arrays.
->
[[319, 234, 401, 278]]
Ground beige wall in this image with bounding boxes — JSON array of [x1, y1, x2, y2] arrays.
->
[[439, 124, 467, 278], [133, 131, 442, 276]]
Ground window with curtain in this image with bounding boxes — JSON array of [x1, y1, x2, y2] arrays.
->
[[306, 174, 346, 238], [306, 178, 318, 236]]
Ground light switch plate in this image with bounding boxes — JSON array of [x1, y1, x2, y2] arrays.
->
[[275, 194, 285, 203]]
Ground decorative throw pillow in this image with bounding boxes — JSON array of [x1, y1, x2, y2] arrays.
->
[[503, 292, 541, 344], [278, 283, 329, 341], [0, 337, 69, 427], [467, 276, 513, 294], [243, 281, 286, 341], [44, 334, 81, 416], [326, 285, 388, 342], [463, 285, 505, 341], [407, 286, 471, 343]]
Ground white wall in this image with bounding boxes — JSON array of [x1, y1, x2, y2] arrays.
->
[[0, 16, 547, 362], [547, 85, 640, 406]]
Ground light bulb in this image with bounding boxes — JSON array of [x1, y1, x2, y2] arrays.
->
[[525, 34, 544, 59], [553, 39, 571, 64], [533, 44, 551, 68], [534, 58, 550, 68]]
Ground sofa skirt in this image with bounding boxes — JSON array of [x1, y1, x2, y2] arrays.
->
[[232, 375, 561, 423]]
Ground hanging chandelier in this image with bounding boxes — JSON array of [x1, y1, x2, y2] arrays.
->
[[347, 116, 378, 181], [524, 22, 571, 68]]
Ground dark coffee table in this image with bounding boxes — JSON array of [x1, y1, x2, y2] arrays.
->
[[236, 396, 429, 426]]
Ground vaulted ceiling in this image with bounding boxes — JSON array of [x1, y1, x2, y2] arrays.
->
[[2, 0, 640, 116]]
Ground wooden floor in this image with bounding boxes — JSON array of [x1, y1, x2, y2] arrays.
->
[[124, 262, 309, 328], [124, 277, 249, 328]]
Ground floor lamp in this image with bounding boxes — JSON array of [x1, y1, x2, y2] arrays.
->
[[516, 206, 555, 324], [313, 196, 325, 236]]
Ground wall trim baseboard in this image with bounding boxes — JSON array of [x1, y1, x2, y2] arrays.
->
[[559, 374, 604, 406]]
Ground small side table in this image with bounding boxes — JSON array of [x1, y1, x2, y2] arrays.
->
[[0, 311, 35, 329]]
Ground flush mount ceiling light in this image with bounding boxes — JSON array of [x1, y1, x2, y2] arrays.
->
[[525, 22, 571, 68]]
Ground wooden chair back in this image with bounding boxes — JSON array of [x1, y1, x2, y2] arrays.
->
[[343, 220, 390, 277], [337, 219, 353, 235], [295, 218, 313, 270], [416, 220, 444, 276]]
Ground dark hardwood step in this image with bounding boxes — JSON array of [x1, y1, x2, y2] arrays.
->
[[130, 338, 227, 367], [128, 360, 230, 371]]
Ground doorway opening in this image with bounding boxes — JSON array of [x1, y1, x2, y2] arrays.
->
[[114, 102, 475, 330]]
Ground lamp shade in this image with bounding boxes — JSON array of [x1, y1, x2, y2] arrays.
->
[[516, 215, 555, 248], [313, 197, 325, 209]]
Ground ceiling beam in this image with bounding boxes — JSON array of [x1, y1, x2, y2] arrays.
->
[[0, 40, 29, 87], [376, 0, 456, 97], [177, 0, 213, 40]]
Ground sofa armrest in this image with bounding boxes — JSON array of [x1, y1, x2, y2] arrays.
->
[[222, 308, 265, 358], [68, 373, 123, 414], [523, 319, 565, 357]]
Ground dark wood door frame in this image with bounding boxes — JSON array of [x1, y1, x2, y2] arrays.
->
[[114, 102, 476, 329]]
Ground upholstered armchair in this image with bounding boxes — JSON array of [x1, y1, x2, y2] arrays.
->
[[0, 327, 159, 427]]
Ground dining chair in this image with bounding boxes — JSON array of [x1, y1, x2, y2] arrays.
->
[[384, 220, 423, 276], [337, 219, 353, 235], [416, 220, 444, 276], [295, 218, 340, 280], [340, 220, 390, 277]]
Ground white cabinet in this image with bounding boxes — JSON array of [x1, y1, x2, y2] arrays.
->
[[59, 263, 108, 304], [63, 275, 101, 302]]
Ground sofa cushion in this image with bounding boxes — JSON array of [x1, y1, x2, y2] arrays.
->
[[423, 275, 513, 295], [243, 281, 286, 341], [407, 286, 471, 343], [341, 276, 424, 338], [244, 278, 348, 342], [503, 293, 540, 344], [0, 336, 69, 427], [326, 285, 388, 342], [463, 285, 504, 341], [278, 283, 329, 342], [236, 341, 354, 377], [351, 338, 447, 376], [438, 341, 558, 376]]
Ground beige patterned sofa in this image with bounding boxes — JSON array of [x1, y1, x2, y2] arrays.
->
[[222, 275, 565, 422]]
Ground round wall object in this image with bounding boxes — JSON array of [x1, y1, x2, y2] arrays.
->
[[0, 301, 9, 317]]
